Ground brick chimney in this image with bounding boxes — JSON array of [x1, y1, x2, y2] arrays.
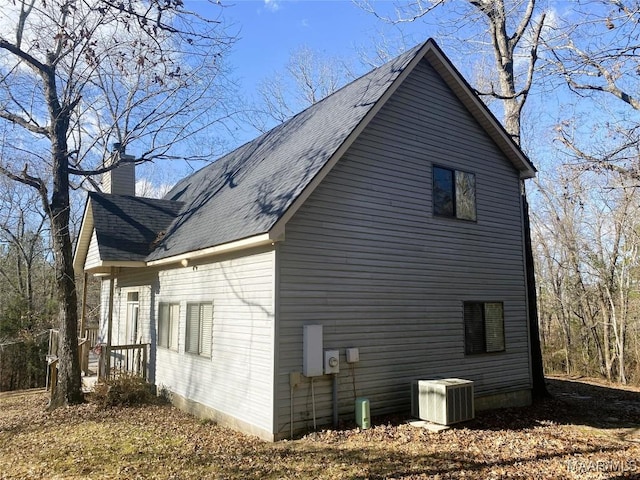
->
[[102, 143, 136, 196]]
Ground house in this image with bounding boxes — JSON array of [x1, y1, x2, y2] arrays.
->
[[73, 39, 537, 441]]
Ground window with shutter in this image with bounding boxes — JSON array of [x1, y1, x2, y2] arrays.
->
[[186, 302, 213, 358], [158, 302, 179, 351], [464, 301, 505, 355]]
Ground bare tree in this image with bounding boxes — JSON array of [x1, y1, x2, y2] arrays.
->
[[0, 179, 50, 318], [248, 46, 354, 132], [357, 0, 547, 144], [0, 0, 236, 407], [547, 0, 640, 178], [534, 167, 640, 384]]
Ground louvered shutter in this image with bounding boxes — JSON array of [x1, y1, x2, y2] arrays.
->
[[199, 303, 213, 358], [186, 303, 200, 354], [484, 303, 505, 352], [170, 304, 180, 350], [158, 303, 169, 348]]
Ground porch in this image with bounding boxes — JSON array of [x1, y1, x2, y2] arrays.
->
[[46, 328, 150, 393]]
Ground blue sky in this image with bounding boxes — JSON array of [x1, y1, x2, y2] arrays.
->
[[148, 1, 583, 189], [140, 1, 435, 191], [150, 0, 546, 189], [223, 0, 424, 93]]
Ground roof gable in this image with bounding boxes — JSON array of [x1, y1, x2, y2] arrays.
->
[[146, 42, 426, 262], [76, 39, 536, 270], [73, 192, 183, 273]]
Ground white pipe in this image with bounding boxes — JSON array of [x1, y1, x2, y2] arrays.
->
[[290, 385, 294, 438], [332, 373, 338, 428]]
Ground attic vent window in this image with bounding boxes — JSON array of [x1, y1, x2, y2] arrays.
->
[[433, 166, 476, 221]]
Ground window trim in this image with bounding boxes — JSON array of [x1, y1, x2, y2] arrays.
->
[[463, 301, 505, 355], [433, 165, 477, 221]]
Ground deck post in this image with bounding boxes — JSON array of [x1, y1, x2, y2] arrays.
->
[[105, 267, 115, 379], [80, 272, 88, 337], [143, 346, 148, 381]]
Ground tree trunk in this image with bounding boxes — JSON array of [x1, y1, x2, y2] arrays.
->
[[46, 72, 83, 407], [602, 301, 613, 381], [48, 207, 83, 408]]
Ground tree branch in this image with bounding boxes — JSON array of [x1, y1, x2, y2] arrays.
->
[[0, 110, 50, 136], [0, 37, 50, 75], [0, 164, 49, 206], [511, 0, 536, 47]]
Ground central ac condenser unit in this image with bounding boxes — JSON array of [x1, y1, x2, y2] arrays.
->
[[411, 378, 474, 425]]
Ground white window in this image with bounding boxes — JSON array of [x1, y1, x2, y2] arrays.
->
[[158, 302, 179, 351], [186, 302, 213, 358]]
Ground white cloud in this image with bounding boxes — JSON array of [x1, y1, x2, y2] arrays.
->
[[135, 178, 174, 199], [264, 0, 281, 12]]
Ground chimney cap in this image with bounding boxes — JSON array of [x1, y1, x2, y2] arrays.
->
[[112, 142, 123, 153]]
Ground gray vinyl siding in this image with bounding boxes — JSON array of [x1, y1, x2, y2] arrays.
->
[[153, 248, 276, 434], [276, 58, 531, 435]]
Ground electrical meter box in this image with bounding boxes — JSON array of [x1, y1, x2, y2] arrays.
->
[[324, 350, 340, 374]]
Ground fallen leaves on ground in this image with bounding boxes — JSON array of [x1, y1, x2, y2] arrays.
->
[[0, 377, 638, 479]]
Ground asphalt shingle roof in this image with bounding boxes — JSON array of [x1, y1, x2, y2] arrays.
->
[[90, 192, 183, 262], [145, 42, 424, 261]]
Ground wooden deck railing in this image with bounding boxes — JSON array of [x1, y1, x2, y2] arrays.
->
[[84, 328, 99, 348], [47, 329, 148, 391], [99, 344, 150, 380], [47, 329, 91, 391]]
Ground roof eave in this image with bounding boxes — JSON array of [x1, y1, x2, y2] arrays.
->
[[267, 40, 536, 239], [146, 232, 279, 267], [85, 260, 148, 275]]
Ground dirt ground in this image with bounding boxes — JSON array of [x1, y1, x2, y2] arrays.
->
[[0, 376, 638, 479]]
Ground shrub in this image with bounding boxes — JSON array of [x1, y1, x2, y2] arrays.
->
[[92, 373, 157, 408]]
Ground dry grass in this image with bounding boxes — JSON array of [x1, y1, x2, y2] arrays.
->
[[0, 377, 638, 479]]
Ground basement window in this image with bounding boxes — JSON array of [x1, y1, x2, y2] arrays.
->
[[464, 301, 505, 354], [433, 166, 476, 221]]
